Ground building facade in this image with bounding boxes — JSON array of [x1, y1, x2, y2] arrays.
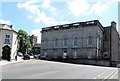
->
[[30, 34, 37, 47], [118, 35, 120, 64], [0, 24, 18, 61], [41, 20, 119, 66], [31, 43, 41, 54], [103, 22, 119, 66]]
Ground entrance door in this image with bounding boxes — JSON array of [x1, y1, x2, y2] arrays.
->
[[63, 51, 67, 59], [2, 45, 11, 61]]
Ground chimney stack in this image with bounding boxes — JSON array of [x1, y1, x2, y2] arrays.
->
[[111, 21, 116, 29]]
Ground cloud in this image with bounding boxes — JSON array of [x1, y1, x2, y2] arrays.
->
[[17, 0, 57, 25], [17, 0, 38, 9], [67, 0, 90, 16], [67, 0, 112, 16], [113, 0, 120, 2], [17, 0, 40, 14], [90, 1, 111, 16], [32, 28, 42, 43], [41, 0, 56, 12], [0, 19, 11, 25], [34, 12, 57, 25]]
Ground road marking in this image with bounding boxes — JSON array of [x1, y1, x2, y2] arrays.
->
[[110, 70, 118, 79], [102, 70, 118, 81], [93, 71, 106, 79], [93, 72, 105, 79]]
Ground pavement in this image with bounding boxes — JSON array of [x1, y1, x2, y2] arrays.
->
[[0, 56, 24, 66]]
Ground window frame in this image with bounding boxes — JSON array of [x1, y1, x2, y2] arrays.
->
[[54, 38, 58, 47], [73, 37, 78, 47], [87, 35, 93, 46], [4, 35, 10, 44], [63, 37, 67, 47]]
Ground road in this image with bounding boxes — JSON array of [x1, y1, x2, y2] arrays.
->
[[2, 59, 119, 80]]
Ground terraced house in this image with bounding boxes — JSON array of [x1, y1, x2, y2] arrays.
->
[[0, 24, 18, 61], [41, 20, 119, 66]]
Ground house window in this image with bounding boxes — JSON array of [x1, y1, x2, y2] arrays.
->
[[5, 35, 10, 44], [55, 38, 58, 47], [63, 38, 67, 47], [87, 35, 93, 46], [73, 37, 78, 47]]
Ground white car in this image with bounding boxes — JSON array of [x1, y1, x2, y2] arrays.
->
[[17, 52, 23, 57], [34, 54, 41, 59], [26, 53, 34, 59], [117, 64, 120, 68]]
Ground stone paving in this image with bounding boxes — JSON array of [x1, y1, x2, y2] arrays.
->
[[0, 56, 23, 66]]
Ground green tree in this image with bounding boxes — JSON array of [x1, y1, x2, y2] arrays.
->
[[18, 29, 31, 54]]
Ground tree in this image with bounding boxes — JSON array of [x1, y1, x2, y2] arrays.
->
[[18, 29, 31, 54]]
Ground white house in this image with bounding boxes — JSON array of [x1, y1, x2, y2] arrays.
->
[[0, 24, 18, 61]]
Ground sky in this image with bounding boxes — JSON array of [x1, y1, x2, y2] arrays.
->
[[0, 0, 120, 43]]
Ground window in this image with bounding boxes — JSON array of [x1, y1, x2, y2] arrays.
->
[[5, 35, 10, 44], [63, 38, 67, 47], [73, 37, 78, 47], [14, 40, 17, 45], [87, 35, 93, 46], [44, 39, 47, 47], [55, 38, 58, 47], [99, 36, 101, 48]]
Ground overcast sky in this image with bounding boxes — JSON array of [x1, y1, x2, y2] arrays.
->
[[0, 0, 120, 43]]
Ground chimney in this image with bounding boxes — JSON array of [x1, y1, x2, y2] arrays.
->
[[10, 25, 12, 28], [111, 21, 116, 29]]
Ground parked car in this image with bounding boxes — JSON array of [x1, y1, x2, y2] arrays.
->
[[117, 64, 120, 68], [27, 53, 34, 59], [17, 52, 23, 57], [29, 54, 34, 59], [34, 54, 41, 59], [40, 55, 48, 60], [23, 54, 30, 60]]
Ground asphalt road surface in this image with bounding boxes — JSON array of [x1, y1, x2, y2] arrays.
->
[[2, 59, 119, 80]]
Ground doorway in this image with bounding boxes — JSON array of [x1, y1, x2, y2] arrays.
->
[[2, 45, 11, 61], [63, 50, 67, 59]]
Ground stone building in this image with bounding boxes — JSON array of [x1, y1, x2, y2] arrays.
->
[[31, 43, 41, 54], [29, 35, 41, 54], [30, 34, 37, 47], [41, 20, 119, 66], [103, 21, 119, 66], [0, 24, 18, 61]]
